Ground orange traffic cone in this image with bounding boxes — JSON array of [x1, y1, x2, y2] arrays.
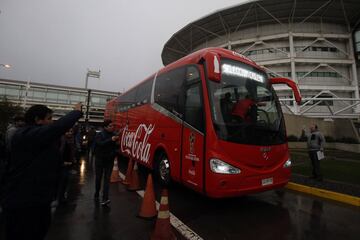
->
[[138, 174, 157, 219], [110, 157, 122, 183], [122, 158, 134, 185], [150, 189, 176, 240], [127, 162, 141, 191]]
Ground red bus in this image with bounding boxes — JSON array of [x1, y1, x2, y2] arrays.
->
[[104, 98, 117, 121], [105, 47, 301, 198]]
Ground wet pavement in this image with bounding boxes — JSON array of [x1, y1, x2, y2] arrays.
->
[[1, 157, 359, 240], [166, 184, 360, 240], [119, 158, 360, 240], [0, 158, 183, 240]]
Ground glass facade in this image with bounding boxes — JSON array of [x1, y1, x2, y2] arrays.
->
[[269, 72, 342, 78], [355, 30, 360, 60], [244, 46, 339, 56], [0, 79, 118, 122]]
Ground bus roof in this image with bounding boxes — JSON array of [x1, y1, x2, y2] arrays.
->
[[118, 47, 265, 99], [160, 47, 265, 74]]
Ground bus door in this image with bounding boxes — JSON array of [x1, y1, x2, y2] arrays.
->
[[181, 66, 205, 191]]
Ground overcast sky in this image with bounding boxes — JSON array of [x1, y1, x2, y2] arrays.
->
[[0, 0, 246, 92]]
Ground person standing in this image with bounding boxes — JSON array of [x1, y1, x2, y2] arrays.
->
[[1, 115, 25, 201], [57, 128, 76, 204], [87, 126, 97, 165], [5, 114, 25, 152], [1, 103, 82, 240], [94, 120, 119, 206], [307, 124, 325, 181], [220, 92, 233, 122]]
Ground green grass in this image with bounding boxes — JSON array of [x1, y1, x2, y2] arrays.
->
[[290, 150, 360, 186]]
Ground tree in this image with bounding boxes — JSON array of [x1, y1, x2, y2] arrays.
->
[[0, 97, 23, 138]]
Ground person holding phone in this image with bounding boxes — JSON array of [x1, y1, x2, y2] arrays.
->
[[93, 120, 119, 205]]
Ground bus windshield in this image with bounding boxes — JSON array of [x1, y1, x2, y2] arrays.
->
[[207, 59, 286, 145]]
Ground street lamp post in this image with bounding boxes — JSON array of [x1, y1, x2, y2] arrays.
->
[[85, 69, 101, 89], [84, 69, 101, 123], [0, 64, 31, 110]]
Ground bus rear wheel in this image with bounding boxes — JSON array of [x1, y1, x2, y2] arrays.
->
[[155, 152, 171, 186]]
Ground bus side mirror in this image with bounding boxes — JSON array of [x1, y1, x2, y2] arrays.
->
[[269, 77, 302, 104], [204, 52, 221, 82]]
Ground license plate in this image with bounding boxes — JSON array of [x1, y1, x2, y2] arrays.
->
[[262, 177, 273, 186]]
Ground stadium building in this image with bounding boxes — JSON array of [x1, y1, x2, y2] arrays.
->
[[162, 0, 360, 119]]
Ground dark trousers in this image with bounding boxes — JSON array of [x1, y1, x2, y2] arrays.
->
[[309, 150, 322, 179], [4, 205, 51, 240], [95, 156, 114, 201], [57, 166, 70, 202]]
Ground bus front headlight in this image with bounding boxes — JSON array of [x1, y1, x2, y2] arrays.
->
[[283, 159, 292, 168], [210, 159, 241, 174]]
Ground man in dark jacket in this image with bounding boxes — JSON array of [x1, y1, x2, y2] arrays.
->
[[94, 120, 119, 205], [1, 103, 82, 240]]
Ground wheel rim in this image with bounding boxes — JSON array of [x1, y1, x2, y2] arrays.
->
[[159, 158, 170, 182]]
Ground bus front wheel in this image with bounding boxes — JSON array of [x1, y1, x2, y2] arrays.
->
[[155, 152, 171, 186]]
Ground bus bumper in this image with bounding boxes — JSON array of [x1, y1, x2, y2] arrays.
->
[[205, 168, 291, 198]]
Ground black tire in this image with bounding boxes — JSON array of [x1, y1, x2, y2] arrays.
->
[[154, 152, 171, 186]]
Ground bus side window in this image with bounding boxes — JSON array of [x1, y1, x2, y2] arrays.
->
[[121, 89, 136, 110], [155, 68, 185, 118], [185, 66, 204, 132], [135, 79, 153, 106], [184, 83, 204, 132]]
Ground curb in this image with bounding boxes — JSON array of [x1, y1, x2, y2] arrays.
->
[[286, 182, 360, 207]]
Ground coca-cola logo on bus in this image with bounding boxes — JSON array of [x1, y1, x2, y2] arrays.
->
[[121, 124, 155, 163]]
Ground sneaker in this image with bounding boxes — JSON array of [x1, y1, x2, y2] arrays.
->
[[101, 199, 111, 206]]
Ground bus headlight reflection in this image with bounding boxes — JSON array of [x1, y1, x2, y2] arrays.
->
[[283, 159, 292, 168], [210, 159, 241, 174]]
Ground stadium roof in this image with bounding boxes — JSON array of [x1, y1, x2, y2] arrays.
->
[[162, 0, 360, 65]]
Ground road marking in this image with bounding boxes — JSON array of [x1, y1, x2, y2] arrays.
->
[[119, 172, 203, 240]]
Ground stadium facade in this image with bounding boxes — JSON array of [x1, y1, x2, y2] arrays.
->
[[162, 0, 360, 119]]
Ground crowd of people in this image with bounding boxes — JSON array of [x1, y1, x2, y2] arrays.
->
[[0, 103, 119, 240]]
